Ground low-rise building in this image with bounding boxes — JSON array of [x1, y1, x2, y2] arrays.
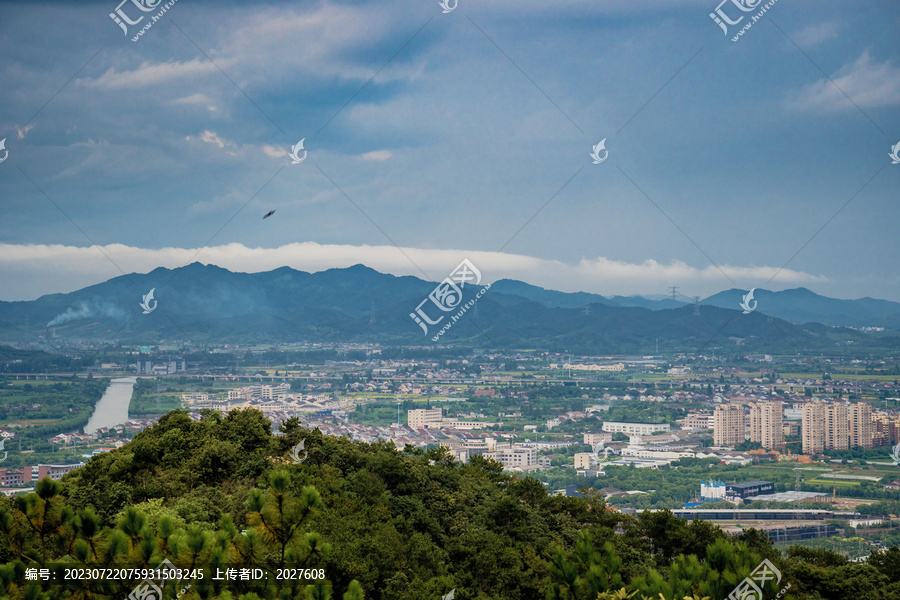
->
[[602, 422, 670, 435], [584, 432, 613, 446], [681, 412, 714, 430]]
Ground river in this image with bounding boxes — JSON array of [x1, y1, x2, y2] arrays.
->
[[84, 377, 136, 434]]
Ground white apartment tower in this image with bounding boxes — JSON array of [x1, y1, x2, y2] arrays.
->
[[749, 401, 783, 450], [802, 402, 826, 455], [826, 404, 849, 450], [714, 403, 745, 448], [803, 401, 866, 454], [849, 403, 873, 449]]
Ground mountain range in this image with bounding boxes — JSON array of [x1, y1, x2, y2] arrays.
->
[[0, 263, 897, 353]]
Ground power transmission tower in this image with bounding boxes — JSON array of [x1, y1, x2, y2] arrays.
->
[[693, 296, 701, 316], [669, 286, 680, 300]]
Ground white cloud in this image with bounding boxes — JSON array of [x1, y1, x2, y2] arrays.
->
[[263, 145, 288, 158], [360, 150, 392, 161], [0, 242, 828, 301], [17, 124, 33, 139], [83, 59, 219, 90], [791, 22, 838, 47], [786, 52, 900, 112], [200, 130, 227, 148], [173, 93, 217, 113]]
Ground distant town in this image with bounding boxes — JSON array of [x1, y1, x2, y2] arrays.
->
[[3, 344, 900, 556]]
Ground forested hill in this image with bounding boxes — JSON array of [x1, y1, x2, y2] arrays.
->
[[1, 407, 900, 599], [2, 263, 898, 353]]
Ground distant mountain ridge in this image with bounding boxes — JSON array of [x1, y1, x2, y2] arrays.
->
[[491, 279, 900, 329], [702, 288, 900, 329], [0, 263, 896, 352]]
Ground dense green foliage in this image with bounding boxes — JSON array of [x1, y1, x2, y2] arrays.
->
[[1, 408, 899, 599], [0, 347, 97, 374]]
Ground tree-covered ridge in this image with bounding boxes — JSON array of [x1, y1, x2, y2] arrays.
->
[[0, 408, 899, 599]]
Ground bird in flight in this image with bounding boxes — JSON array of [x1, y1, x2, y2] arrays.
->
[[263, 210, 276, 219]]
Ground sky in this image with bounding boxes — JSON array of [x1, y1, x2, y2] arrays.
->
[[0, 0, 898, 302]]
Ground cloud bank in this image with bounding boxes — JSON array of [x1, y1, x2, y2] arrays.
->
[[0, 242, 828, 302]]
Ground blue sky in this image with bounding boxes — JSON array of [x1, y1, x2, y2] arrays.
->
[[0, 0, 898, 302]]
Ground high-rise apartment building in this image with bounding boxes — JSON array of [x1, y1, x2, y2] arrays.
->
[[714, 403, 745, 448], [826, 404, 849, 450], [802, 401, 873, 454], [873, 412, 900, 446], [849, 403, 873, 449], [802, 402, 826, 455], [749, 401, 783, 450]]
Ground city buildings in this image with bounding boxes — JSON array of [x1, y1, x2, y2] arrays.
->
[[825, 404, 849, 450], [803, 401, 873, 454], [440, 438, 537, 469], [602, 422, 671, 435], [407, 408, 500, 430], [714, 403, 745, 448], [0, 463, 85, 486], [407, 408, 443, 429], [873, 413, 900, 446], [749, 401, 783, 450], [680, 412, 714, 430], [583, 432, 613, 446], [849, 403, 873, 449], [574, 452, 597, 470], [701, 480, 774, 502], [802, 401, 827, 454], [225, 383, 290, 402], [134, 360, 185, 375], [783, 422, 800, 437]]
